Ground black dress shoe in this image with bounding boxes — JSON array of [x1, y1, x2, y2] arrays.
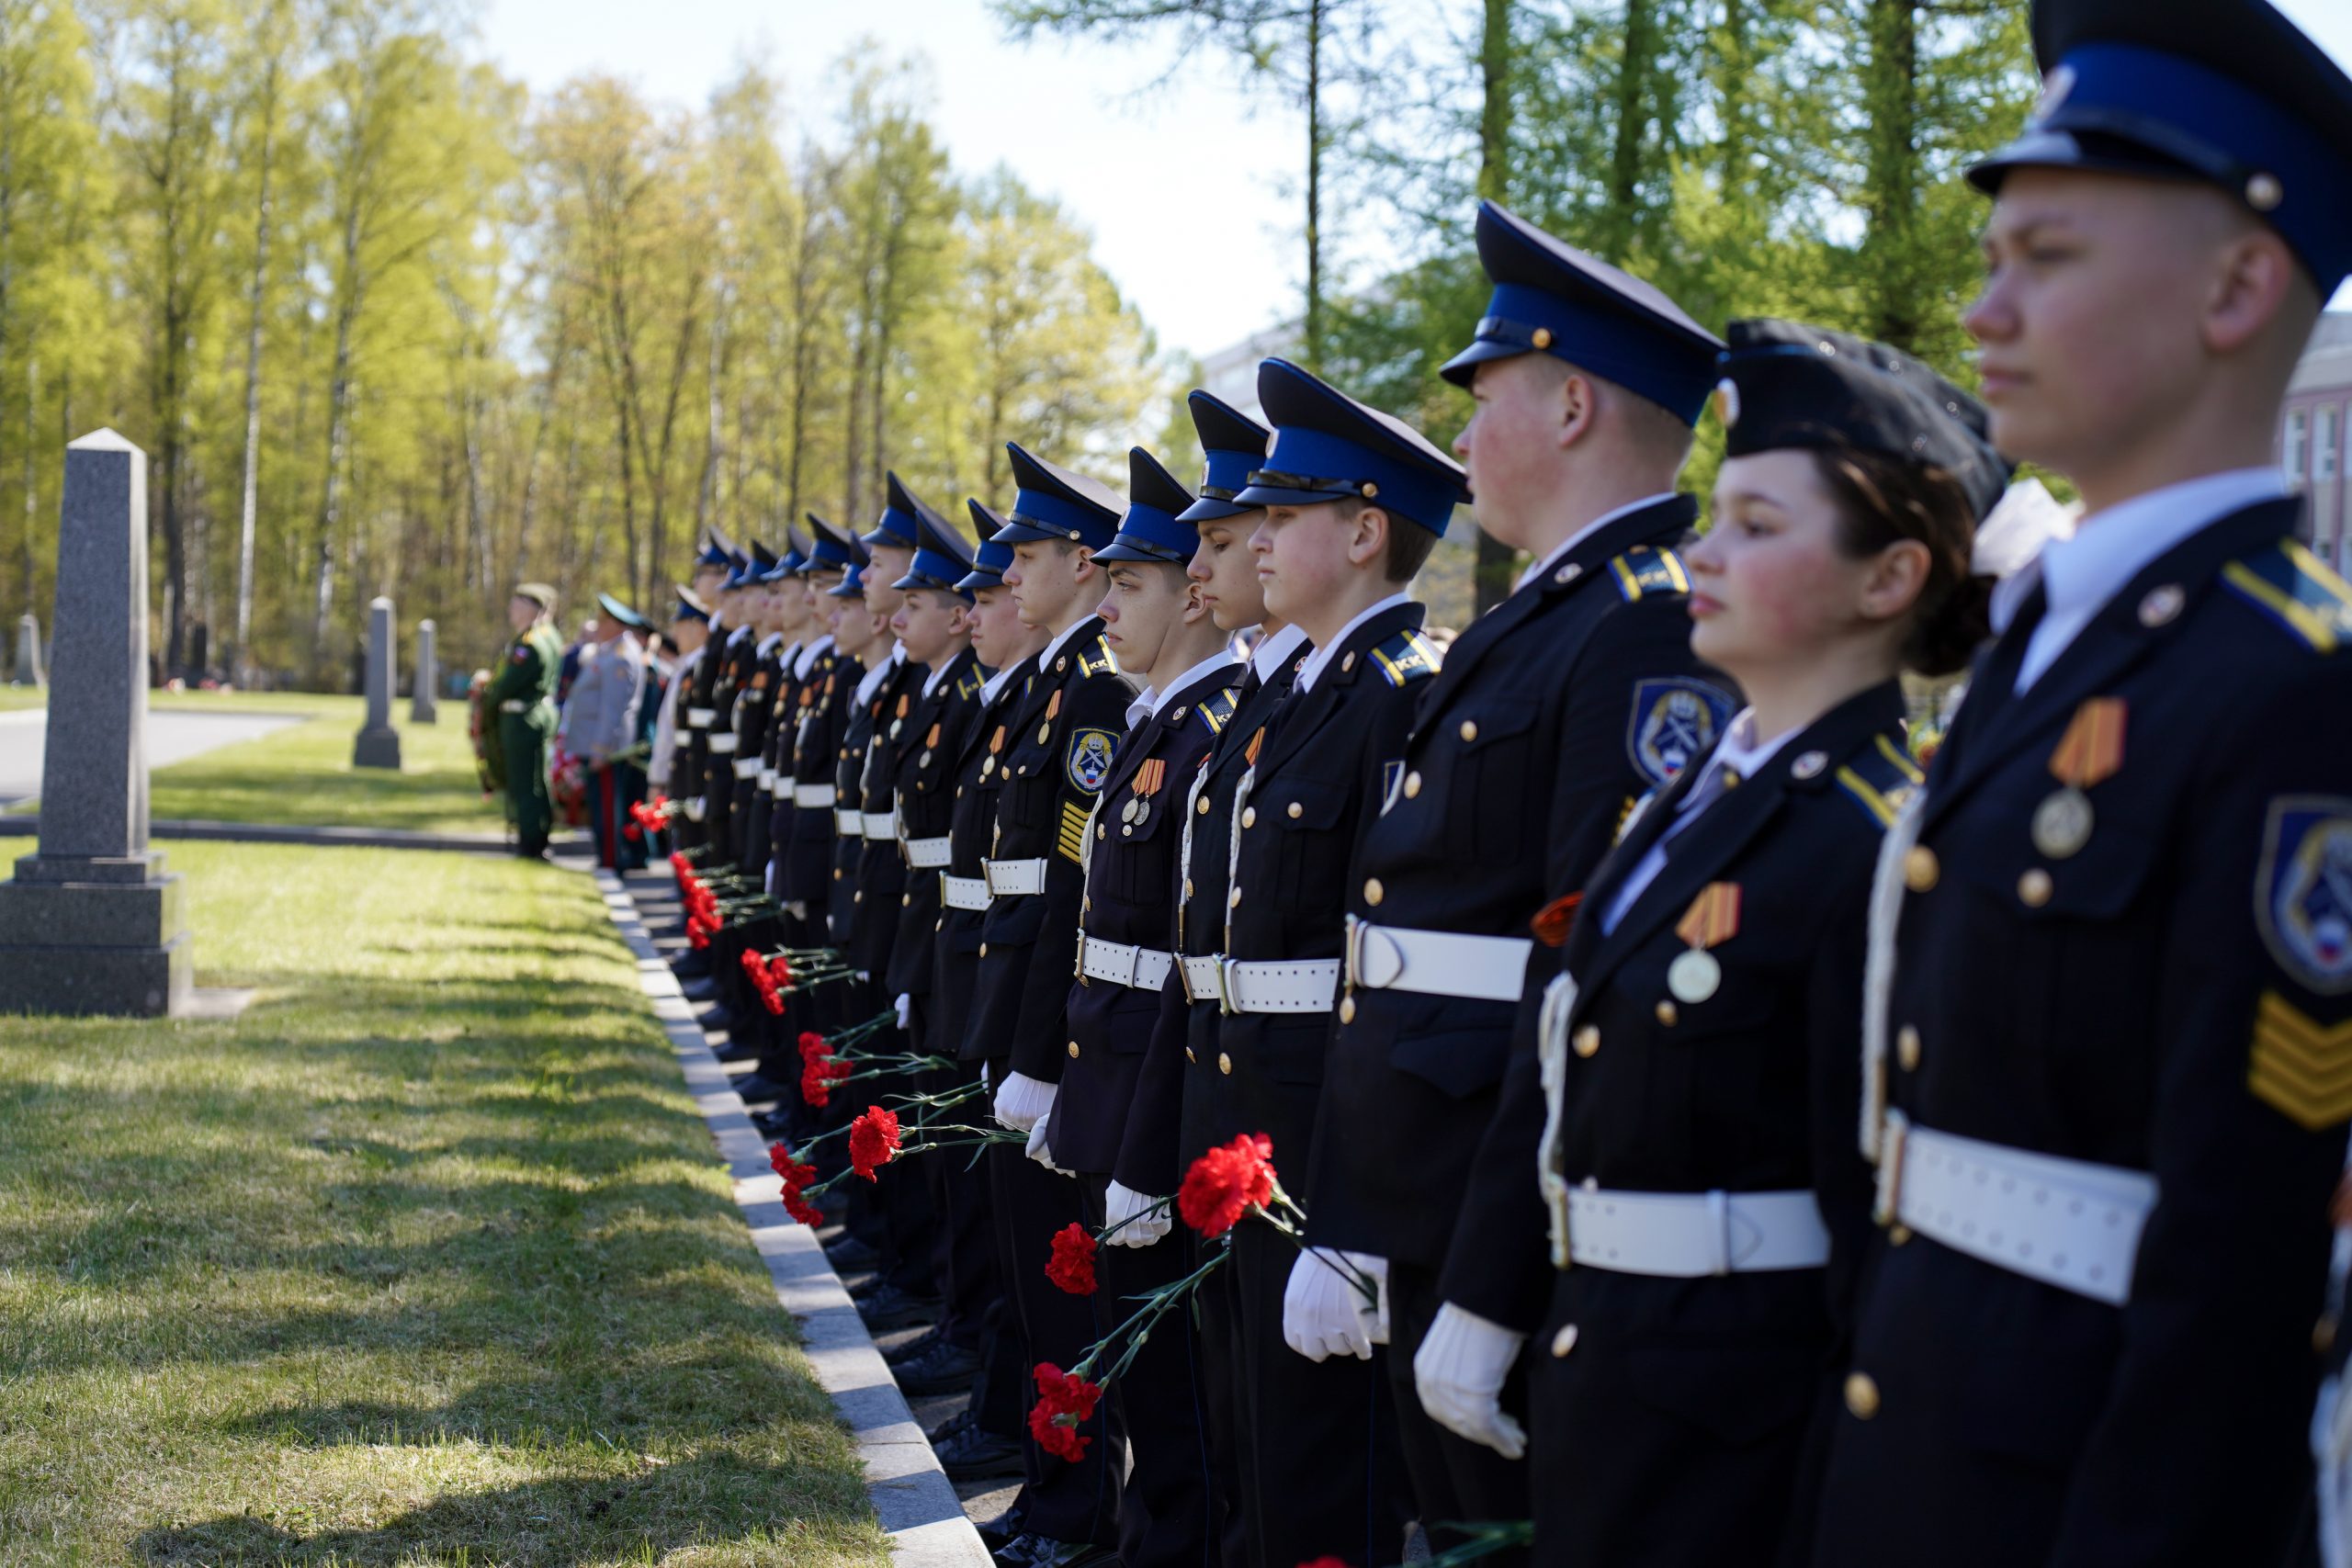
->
[[895, 1339, 982, 1397], [729, 1074, 791, 1105], [826, 1235, 884, 1274], [992, 1532, 1113, 1566], [971, 1506, 1023, 1552], [924, 1407, 974, 1447], [884, 1325, 944, 1365], [696, 1005, 735, 1032], [678, 976, 717, 1002], [712, 1038, 763, 1063], [856, 1283, 942, 1331], [940, 1422, 1025, 1483], [670, 950, 711, 979]]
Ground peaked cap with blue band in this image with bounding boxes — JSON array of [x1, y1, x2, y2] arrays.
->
[[802, 514, 868, 575], [671, 584, 710, 625], [726, 539, 778, 591], [1971, 0, 2352, 294], [958, 502, 1016, 591], [1234, 358, 1469, 536], [894, 506, 978, 599], [1440, 202, 1724, 424], [992, 444, 1124, 549], [1178, 390, 1272, 524], [1717, 319, 2011, 522], [1094, 447, 1200, 566], [695, 529, 736, 571], [596, 592, 650, 633], [864, 470, 927, 549], [760, 522, 811, 582], [828, 561, 868, 599]]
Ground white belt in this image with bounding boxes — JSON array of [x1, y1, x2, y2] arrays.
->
[[1216, 958, 1340, 1015], [1565, 1186, 1830, 1277], [834, 807, 861, 837], [1875, 1114, 2156, 1307], [985, 857, 1047, 897], [732, 757, 761, 779], [1080, 935, 1174, 991], [795, 783, 838, 808], [1180, 955, 1225, 1004], [1346, 918, 1532, 1004], [499, 698, 529, 714], [684, 796, 707, 822], [905, 835, 952, 870], [708, 733, 738, 755], [941, 874, 990, 911], [759, 767, 777, 793], [861, 810, 899, 840], [688, 707, 715, 728]]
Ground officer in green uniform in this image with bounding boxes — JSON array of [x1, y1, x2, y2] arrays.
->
[[490, 581, 563, 859]]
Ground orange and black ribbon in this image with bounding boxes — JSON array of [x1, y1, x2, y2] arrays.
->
[[2049, 697, 2126, 788], [1675, 883, 1742, 950]]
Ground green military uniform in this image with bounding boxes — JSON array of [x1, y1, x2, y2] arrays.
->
[[488, 615, 562, 856]]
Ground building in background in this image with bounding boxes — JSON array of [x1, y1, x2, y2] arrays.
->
[[2284, 312, 2352, 572]]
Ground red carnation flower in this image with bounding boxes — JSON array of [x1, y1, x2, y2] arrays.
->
[[801, 1049, 851, 1108], [686, 912, 713, 950], [1178, 1133, 1278, 1238], [740, 948, 772, 987], [797, 1031, 829, 1064], [767, 953, 794, 988], [623, 822, 642, 840], [1045, 1222, 1097, 1295], [1027, 1362, 1102, 1463], [1295, 1559, 1353, 1568], [848, 1105, 901, 1180], [769, 1142, 824, 1227]]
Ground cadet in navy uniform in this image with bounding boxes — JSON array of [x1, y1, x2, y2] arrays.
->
[[702, 541, 774, 865], [769, 518, 860, 919], [922, 519, 1050, 1484], [672, 535, 737, 858], [1291, 202, 1732, 1554], [978, 442, 1135, 1565], [729, 529, 806, 871], [1807, 5, 2352, 1565], [1209, 356, 1461, 1568], [1432, 320, 2005, 1566], [1036, 446, 1243, 1568]]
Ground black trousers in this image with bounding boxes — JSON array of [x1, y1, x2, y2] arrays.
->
[[1193, 1230, 1251, 1568], [913, 1032, 997, 1348], [1385, 1258, 1532, 1563], [987, 1121, 1120, 1547], [1082, 1174, 1214, 1568], [1228, 1216, 1411, 1568]]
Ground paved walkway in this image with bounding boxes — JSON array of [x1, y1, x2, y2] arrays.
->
[[0, 707, 306, 807]]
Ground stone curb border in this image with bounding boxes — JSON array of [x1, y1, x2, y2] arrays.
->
[[0, 817, 537, 855], [592, 867, 991, 1568]]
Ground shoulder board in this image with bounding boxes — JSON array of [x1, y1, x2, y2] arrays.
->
[[2221, 537, 2352, 654], [1194, 685, 1238, 735], [1832, 731, 1926, 830], [956, 669, 983, 700], [1369, 628, 1442, 688], [1079, 636, 1120, 677], [1608, 544, 1693, 603]]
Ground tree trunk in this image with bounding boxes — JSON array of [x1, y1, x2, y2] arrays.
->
[[1604, 0, 1658, 263], [232, 51, 281, 683], [1303, 0, 1323, 371], [1860, 0, 1921, 351], [1471, 0, 1516, 616], [311, 197, 365, 682]]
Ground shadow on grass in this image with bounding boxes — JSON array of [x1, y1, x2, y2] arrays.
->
[[134, 1451, 874, 1566]]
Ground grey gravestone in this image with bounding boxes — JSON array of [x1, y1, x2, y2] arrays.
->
[[410, 618, 437, 724], [0, 430, 191, 1017], [10, 613, 40, 686], [352, 596, 401, 769]]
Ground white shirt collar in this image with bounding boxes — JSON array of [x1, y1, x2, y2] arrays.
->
[[726, 624, 752, 645], [1039, 615, 1097, 671], [1295, 593, 1411, 694], [1514, 492, 1681, 591], [1676, 707, 1795, 814], [2007, 467, 2287, 688], [982, 653, 1033, 705], [1125, 686, 1156, 728], [1249, 622, 1311, 683], [922, 649, 967, 700], [1153, 647, 1242, 716], [852, 649, 895, 709], [756, 630, 786, 657], [792, 634, 832, 679]]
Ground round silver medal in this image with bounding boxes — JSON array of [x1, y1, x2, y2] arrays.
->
[[1667, 948, 1722, 1004], [1122, 797, 1141, 825], [2031, 787, 2094, 859]]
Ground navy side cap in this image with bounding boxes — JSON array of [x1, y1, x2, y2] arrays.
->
[[863, 470, 926, 549], [957, 503, 1016, 591], [993, 444, 1124, 549], [1178, 389, 1272, 524], [1234, 358, 1469, 536], [1441, 202, 1724, 425], [1716, 319, 2010, 522], [1972, 0, 2352, 294], [894, 507, 978, 600], [596, 592, 650, 632], [1094, 447, 1201, 566]]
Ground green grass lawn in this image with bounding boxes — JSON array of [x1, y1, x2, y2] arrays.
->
[[0, 842, 890, 1567]]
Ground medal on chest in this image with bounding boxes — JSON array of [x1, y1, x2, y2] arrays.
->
[[921, 722, 941, 768], [2033, 697, 2125, 860], [1123, 757, 1166, 830], [1668, 882, 1741, 1003]]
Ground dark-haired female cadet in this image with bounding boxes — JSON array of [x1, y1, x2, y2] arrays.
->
[[1418, 319, 2013, 1568]]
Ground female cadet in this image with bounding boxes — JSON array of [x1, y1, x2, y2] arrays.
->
[[1419, 318, 2010, 1567]]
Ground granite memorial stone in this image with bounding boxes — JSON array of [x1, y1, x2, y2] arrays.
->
[[10, 612, 40, 686], [411, 617, 437, 724], [352, 596, 401, 769]]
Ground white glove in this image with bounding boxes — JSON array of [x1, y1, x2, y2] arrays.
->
[[1282, 1247, 1381, 1362], [1104, 1181, 1171, 1247], [980, 1059, 990, 1090], [894, 992, 912, 1030], [1414, 1302, 1530, 1460], [1024, 1101, 1074, 1177], [992, 1070, 1054, 1131], [1356, 1253, 1391, 1345]]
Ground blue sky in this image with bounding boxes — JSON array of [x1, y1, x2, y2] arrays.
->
[[471, 0, 2352, 360]]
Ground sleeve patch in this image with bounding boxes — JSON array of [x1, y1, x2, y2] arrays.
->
[[1057, 797, 1091, 863], [2256, 795, 2352, 995], [1609, 545, 1692, 603], [1626, 678, 1729, 787], [2222, 539, 2352, 653], [2250, 990, 2352, 1129], [1067, 727, 1119, 793]]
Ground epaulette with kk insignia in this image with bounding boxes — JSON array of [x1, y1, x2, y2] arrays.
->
[[956, 670, 983, 700], [1833, 733, 1926, 829], [1369, 628, 1442, 688], [2222, 538, 2352, 653], [1195, 686, 1238, 734], [1079, 637, 1120, 677], [1608, 544, 1693, 603]]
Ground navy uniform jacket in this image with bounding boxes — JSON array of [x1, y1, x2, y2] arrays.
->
[[1218, 601, 1438, 1191], [784, 650, 854, 909], [886, 648, 985, 1003], [974, 618, 1130, 1077], [829, 665, 888, 950], [1305, 499, 1736, 1266], [702, 630, 759, 852], [1497, 682, 1908, 1568], [941, 657, 1039, 1064], [1814, 499, 2352, 1568], [1057, 660, 1244, 1177], [759, 644, 811, 884], [676, 623, 723, 828], [1150, 646, 1309, 1196], [848, 656, 930, 977]]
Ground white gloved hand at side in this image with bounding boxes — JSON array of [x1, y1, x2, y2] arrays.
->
[[1414, 1302, 1530, 1460], [1103, 1180, 1171, 1247], [1023, 1100, 1074, 1177], [992, 1070, 1055, 1132], [1353, 1252, 1391, 1345], [894, 992, 912, 1030], [1282, 1247, 1380, 1362]]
